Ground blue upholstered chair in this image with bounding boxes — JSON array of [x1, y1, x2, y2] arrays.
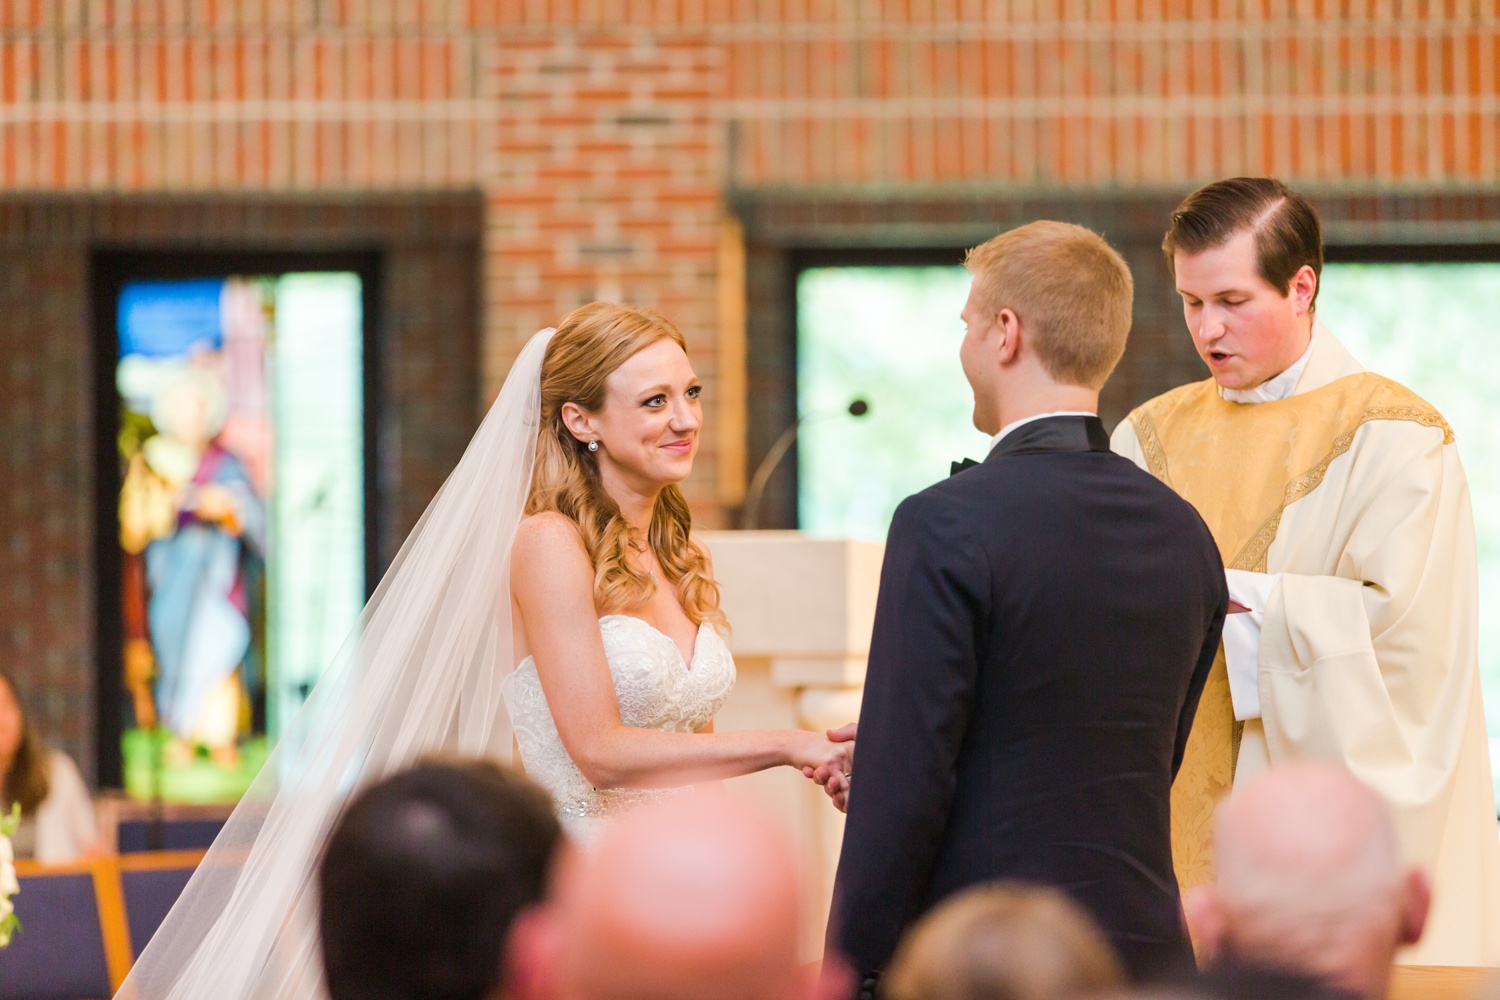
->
[[115, 817, 225, 854], [118, 852, 201, 960], [0, 862, 116, 1000]]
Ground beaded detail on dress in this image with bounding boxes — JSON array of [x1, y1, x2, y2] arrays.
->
[[501, 614, 736, 839]]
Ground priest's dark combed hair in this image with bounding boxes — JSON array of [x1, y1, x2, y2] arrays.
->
[[1163, 177, 1324, 308], [318, 758, 562, 1000]]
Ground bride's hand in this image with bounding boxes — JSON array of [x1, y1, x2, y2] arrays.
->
[[801, 723, 856, 786], [800, 723, 855, 813], [786, 731, 852, 778]]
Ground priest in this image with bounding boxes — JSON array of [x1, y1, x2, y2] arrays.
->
[[1112, 177, 1500, 965]]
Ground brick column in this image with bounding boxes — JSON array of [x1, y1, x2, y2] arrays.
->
[[486, 28, 728, 522]]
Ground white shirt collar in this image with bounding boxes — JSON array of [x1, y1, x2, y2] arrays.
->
[[988, 411, 1098, 454], [1219, 325, 1318, 404]]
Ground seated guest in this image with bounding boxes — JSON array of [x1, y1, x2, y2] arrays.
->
[[318, 758, 562, 1000], [1184, 762, 1429, 1000], [1097, 976, 1352, 1000], [1192, 963, 1361, 1000], [882, 882, 1125, 1000], [510, 795, 847, 1000], [0, 669, 98, 862]]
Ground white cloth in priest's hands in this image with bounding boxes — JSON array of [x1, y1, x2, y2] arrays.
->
[[1222, 569, 1283, 721]]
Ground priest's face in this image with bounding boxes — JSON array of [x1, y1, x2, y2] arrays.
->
[[1174, 229, 1316, 391]]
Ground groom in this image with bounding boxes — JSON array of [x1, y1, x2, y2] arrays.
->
[[826, 222, 1228, 996]]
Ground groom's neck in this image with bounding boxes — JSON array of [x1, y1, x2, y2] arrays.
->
[[992, 379, 1100, 434]]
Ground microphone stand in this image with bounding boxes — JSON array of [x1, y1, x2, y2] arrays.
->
[[740, 400, 869, 530]]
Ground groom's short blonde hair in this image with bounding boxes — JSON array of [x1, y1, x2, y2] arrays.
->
[[965, 222, 1133, 390]]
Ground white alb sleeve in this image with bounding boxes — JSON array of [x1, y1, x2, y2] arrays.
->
[[1222, 569, 1283, 721]]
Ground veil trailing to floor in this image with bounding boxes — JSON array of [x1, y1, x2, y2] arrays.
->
[[117, 328, 556, 1000]]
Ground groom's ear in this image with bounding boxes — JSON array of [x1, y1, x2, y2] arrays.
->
[[994, 307, 1022, 366]]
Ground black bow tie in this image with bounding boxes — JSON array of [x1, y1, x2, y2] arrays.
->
[[950, 457, 980, 477]]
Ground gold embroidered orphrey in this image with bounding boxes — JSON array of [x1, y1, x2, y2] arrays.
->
[[1127, 372, 1452, 892]]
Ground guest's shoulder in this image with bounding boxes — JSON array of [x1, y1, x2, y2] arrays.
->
[[1193, 960, 1360, 1000], [45, 751, 89, 798]]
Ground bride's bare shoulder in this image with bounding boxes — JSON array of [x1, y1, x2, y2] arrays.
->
[[513, 512, 588, 566]]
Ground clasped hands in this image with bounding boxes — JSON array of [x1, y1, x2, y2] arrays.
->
[[801, 723, 857, 813]]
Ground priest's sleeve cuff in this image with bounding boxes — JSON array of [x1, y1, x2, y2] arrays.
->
[[1223, 569, 1282, 721]]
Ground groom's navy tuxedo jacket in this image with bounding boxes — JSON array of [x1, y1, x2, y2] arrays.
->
[[830, 415, 1227, 994]]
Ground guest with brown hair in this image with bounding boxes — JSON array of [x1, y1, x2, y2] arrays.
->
[[319, 758, 563, 1000], [881, 883, 1126, 1000], [0, 669, 98, 862]]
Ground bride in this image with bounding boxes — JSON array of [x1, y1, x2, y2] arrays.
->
[[118, 302, 851, 1000], [505, 302, 852, 838]]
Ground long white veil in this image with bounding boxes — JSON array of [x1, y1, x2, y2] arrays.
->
[[117, 328, 556, 1000]]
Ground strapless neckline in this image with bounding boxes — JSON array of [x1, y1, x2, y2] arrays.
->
[[598, 614, 707, 670], [514, 614, 709, 674]]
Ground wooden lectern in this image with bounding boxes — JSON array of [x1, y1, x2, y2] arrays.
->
[[699, 530, 883, 959]]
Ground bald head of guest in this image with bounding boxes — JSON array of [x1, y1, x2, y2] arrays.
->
[[1184, 763, 1429, 1000], [510, 796, 846, 1000]]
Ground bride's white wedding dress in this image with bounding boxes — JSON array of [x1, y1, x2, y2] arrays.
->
[[503, 614, 736, 839]]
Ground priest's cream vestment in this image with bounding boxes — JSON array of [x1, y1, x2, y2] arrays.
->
[[1113, 325, 1500, 964]]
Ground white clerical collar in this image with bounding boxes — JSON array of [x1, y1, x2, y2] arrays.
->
[[989, 411, 1098, 454], [1219, 325, 1318, 404]]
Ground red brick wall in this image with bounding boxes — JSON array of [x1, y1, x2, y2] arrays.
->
[[487, 28, 725, 520]]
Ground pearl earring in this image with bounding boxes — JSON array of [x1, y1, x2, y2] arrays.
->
[[588, 439, 599, 453]]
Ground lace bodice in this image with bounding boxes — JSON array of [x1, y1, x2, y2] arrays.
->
[[501, 614, 736, 838]]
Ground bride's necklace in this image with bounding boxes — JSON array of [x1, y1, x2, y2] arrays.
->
[[635, 541, 660, 584]]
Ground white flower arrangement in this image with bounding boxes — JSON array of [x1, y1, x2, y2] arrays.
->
[[0, 803, 19, 947]]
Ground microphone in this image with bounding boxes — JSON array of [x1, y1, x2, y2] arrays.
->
[[740, 399, 870, 530]]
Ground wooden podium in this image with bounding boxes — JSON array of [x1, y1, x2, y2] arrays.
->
[[699, 530, 883, 958]]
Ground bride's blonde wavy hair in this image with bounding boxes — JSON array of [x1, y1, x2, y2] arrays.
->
[[527, 302, 726, 628]]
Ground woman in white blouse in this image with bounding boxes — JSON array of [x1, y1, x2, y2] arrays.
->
[[0, 670, 98, 863]]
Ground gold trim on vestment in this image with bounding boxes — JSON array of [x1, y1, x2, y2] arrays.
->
[[1133, 407, 1171, 482], [1230, 404, 1454, 574]]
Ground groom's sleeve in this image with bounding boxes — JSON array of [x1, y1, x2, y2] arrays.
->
[[829, 490, 988, 992], [1174, 533, 1228, 778]]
